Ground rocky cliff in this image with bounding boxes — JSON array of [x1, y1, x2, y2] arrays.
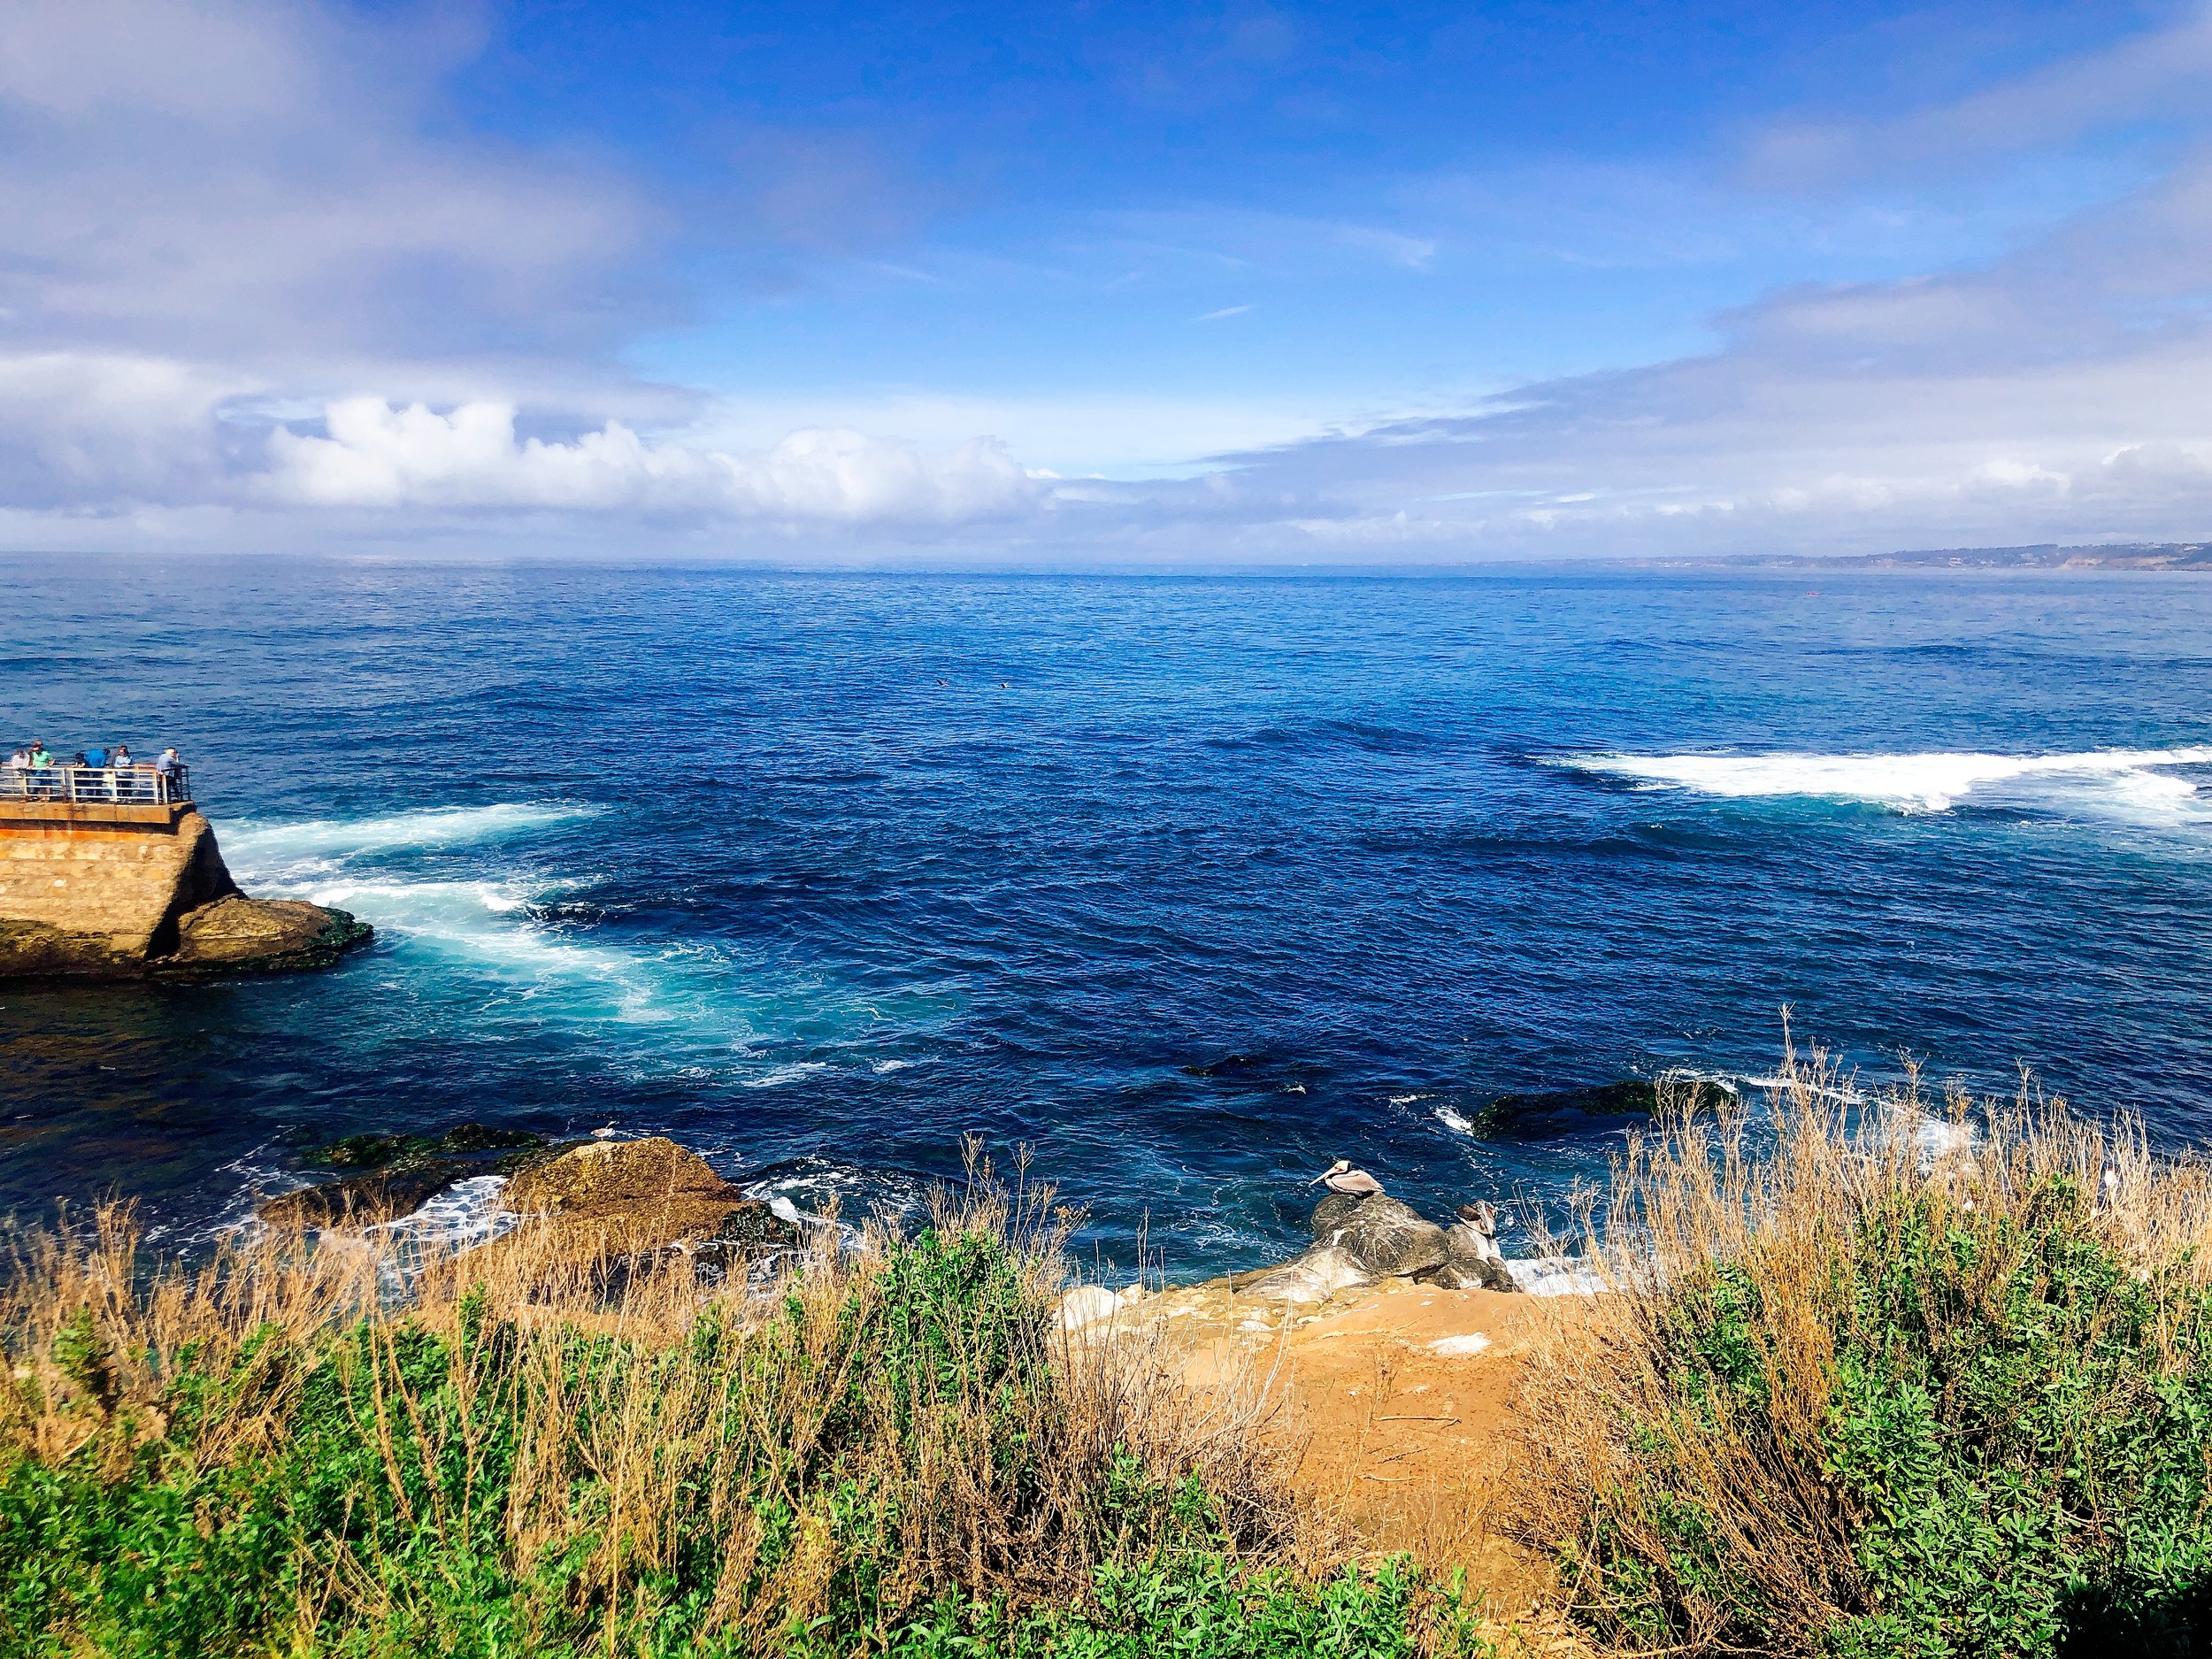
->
[[0, 801, 369, 979]]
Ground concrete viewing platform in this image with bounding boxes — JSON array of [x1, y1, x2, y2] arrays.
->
[[0, 765, 370, 979], [0, 798, 198, 829]]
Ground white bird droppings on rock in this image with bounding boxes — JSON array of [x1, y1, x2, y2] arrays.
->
[[1429, 1333, 1493, 1356]]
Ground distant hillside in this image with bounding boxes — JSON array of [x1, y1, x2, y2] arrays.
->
[[1732, 541, 2212, 571]]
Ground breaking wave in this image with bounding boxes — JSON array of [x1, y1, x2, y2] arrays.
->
[[1554, 746, 2212, 820], [218, 801, 940, 1075], [221, 803, 599, 874]]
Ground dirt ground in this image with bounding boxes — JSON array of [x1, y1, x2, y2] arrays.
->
[[1110, 1272, 1596, 1655]]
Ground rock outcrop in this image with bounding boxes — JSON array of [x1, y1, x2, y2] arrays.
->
[[160, 895, 372, 975], [1240, 1243, 1375, 1303], [1232, 1187, 1511, 1305], [0, 801, 368, 979], [1427, 1206, 1517, 1292], [1310, 1193, 1450, 1278], [497, 1137, 797, 1259]]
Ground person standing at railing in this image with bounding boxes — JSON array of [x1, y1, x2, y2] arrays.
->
[[27, 742, 51, 769], [4, 748, 24, 772], [111, 744, 131, 768], [84, 744, 107, 768]]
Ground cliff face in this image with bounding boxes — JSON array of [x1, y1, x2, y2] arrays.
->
[[0, 802, 369, 979]]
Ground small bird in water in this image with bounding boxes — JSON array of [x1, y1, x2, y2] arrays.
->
[[591, 1125, 618, 1141], [1307, 1158, 1385, 1197]]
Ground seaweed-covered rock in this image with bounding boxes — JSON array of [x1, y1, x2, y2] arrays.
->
[[708, 1199, 800, 1248], [1469, 1079, 1658, 1141], [257, 1122, 559, 1231], [312, 1123, 546, 1170]]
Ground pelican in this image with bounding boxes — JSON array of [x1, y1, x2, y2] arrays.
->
[[1307, 1159, 1384, 1197]]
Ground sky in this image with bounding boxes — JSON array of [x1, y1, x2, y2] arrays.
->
[[5, 0, 2212, 562]]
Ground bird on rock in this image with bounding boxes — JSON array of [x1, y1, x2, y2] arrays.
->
[[1307, 1158, 1385, 1197]]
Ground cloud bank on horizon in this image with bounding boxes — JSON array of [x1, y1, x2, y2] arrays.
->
[[7, 0, 2212, 562]]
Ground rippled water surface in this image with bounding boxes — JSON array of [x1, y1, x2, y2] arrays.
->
[[4, 558, 2209, 1268]]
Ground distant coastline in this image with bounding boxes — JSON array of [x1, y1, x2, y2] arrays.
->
[[1664, 540, 2212, 572]]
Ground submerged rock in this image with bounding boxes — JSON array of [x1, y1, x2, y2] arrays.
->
[[260, 1124, 558, 1229], [1469, 1079, 1658, 1141]]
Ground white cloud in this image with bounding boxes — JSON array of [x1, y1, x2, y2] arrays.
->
[[0, 0, 1053, 540], [263, 399, 1045, 524], [0, 0, 652, 365]]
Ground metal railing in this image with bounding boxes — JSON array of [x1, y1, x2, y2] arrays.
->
[[0, 764, 192, 805]]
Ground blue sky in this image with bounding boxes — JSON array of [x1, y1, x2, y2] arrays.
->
[[3, 0, 2211, 558]]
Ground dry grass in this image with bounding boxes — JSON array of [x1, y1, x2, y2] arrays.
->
[[1506, 1025, 2212, 1655]]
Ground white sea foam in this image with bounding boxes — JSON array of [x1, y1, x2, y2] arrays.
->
[[223, 803, 597, 877], [1555, 745, 2212, 820], [365, 1175, 518, 1253], [1432, 1105, 1474, 1135], [741, 1062, 832, 1088], [296, 877, 719, 1023], [1738, 1073, 1866, 1105], [219, 797, 938, 1081], [1506, 1256, 1607, 1296]]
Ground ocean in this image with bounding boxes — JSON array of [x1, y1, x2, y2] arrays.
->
[[4, 557, 2208, 1271]]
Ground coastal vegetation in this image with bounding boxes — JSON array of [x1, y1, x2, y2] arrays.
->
[[12, 1053, 2212, 1657], [0, 1162, 1483, 1658], [1513, 1050, 2212, 1657]]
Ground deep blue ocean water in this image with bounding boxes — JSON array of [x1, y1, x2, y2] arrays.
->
[[4, 557, 2209, 1271]]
